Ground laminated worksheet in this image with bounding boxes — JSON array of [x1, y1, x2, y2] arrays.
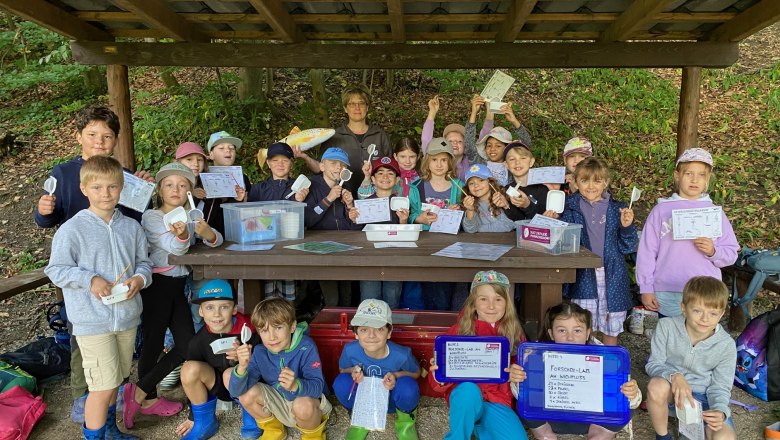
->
[[543, 351, 604, 413], [480, 70, 516, 102], [671, 207, 723, 240], [208, 166, 245, 189], [119, 171, 154, 212], [354, 197, 391, 224], [350, 376, 389, 431], [527, 167, 567, 185], [429, 209, 464, 234], [199, 172, 238, 198]]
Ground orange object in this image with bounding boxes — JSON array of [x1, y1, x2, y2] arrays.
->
[[766, 422, 780, 439]]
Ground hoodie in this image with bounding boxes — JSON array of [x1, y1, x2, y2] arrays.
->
[[636, 194, 739, 294]]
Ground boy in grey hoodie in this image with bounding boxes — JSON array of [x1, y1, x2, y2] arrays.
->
[[45, 156, 152, 440], [645, 276, 736, 440]]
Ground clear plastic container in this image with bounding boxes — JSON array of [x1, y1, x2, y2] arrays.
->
[[222, 201, 305, 244], [515, 220, 582, 255], [362, 224, 422, 241]]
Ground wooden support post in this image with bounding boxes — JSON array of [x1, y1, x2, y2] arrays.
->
[[676, 66, 701, 157], [107, 64, 135, 171]]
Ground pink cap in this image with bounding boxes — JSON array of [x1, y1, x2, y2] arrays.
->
[[676, 148, 713, 168], [175, 142, 207, 159]]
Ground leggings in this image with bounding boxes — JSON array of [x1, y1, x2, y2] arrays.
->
[[138, 273, 194, 399]]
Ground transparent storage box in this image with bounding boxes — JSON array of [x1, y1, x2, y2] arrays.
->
[[222, 201, 305, 244], [515, 220, 582, 255], [362, 224, 422, 241]]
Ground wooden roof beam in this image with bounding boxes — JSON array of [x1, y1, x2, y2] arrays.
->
[[707, 0, 780, 42], [72, 41, 738, 69], [600, 0, 670, 42], [388, 0, 405, 43], [247, 0, 304, 43], [111, 0, 208, 42], [0, 0, 112, 41], [495, 0, 539, 43]]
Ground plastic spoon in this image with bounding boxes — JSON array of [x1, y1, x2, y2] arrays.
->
[[240, 323, 251, 345], [338, 169, 353, 187], [628, 186, 642, 209], [43, 176, 57, 195]]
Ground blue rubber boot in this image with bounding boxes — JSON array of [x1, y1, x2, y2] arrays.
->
[[181, 395, 219, 440], [239, 401, 263, 439], [104, 404, 138, 440], [82, 424, 105, 440]]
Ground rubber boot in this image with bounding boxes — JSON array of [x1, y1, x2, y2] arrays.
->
[[587, 424, 618, 440], [83, 424, 105, 440], [345, 425, 369, 440], [239, 402, 263, 439], [298, 416, 327, 440], [256, 416, 286, 440], [530, 422, 558, 440], [104, 404, 138, 440], [181, 396, 219, 440], [395, 409, 419, 440]]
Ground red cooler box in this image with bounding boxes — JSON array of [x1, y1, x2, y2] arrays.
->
[[309, 307, 458, 397]]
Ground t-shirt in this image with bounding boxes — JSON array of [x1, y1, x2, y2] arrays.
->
[[423, 181, 451, 208], [338, 340, 419, 377]]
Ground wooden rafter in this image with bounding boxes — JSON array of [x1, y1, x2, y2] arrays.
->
[[247, 0, 304, 43], [495, 0, 539, 43], [387, 0, 405, 43], [111, 0, 208, 42], [71, 41, 738, 69], [600, 0, 671, 42], [707, 0, 780, 42], [0, 0, 112, 41]]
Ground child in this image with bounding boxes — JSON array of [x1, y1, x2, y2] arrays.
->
[[123, 162, 224, 429], [560, 137, 593, 194], [45, 156, 152, 439], [230, 297, 331, 439], [394, 137, 421, 197], [248, 142, 309, 302], [645, 276, 737, 440], [202, 131, 250, 235], [522, 302, 641, 439], [636, 148, 739, 317], [34, 104, 151, 424], [559, 157, 638, 346], [465, 94, 532, 186], [503, 141, 549, 221], [333, 299, 421, 440], [175, 279, 262, 440], [350, 157, 409, 308], [408, 138, 465, 230], [462, 163, 514, 233], [176, 141, 208, 201], [422, 95, 470, 180], [428, 270, 529, 440]]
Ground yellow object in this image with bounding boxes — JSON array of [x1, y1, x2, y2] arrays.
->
[[256, 416, 286, 440], [298, 416, 327, 440], [289, 126, 301, 135], [256, 148, 268, 169]]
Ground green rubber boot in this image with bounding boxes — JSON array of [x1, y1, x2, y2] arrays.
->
[[395, 409, 419, 440], [345, 425, 369, 440]]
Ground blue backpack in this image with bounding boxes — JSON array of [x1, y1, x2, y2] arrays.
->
[[0, 337, 70, 383], [731, 247, 780, 320], [734, 309, 780, 401]]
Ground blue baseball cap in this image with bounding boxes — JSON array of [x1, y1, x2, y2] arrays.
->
[[321, 147, 351, 167], [465, 163, 492, 182], [192, 279, 234, 304], [267, 142, 294, 160], [207, 131, 243, 152]]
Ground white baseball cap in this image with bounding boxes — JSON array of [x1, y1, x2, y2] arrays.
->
[[351, 299, 392, 328]]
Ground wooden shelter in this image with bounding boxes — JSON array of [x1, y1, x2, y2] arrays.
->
[[2, 0, 780, 167]]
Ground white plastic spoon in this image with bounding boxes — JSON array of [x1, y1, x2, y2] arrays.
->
[[240, 323, 252, 345], [628, 186, 642, 209], [367, 144, 377, 160], [187, 191, 204, 222]]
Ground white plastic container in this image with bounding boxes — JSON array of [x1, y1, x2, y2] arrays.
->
[[515, 220, 582, 255], [363, 224, 423, 241], [222, 201, 305, 244]]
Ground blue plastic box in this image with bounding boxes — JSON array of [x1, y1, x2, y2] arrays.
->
[[517, 342, 631, 426], [433, 335, 510, 384]]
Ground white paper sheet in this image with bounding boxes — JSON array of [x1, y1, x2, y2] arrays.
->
[[677, 399, 705, 440], [199, 172, 238, 198], [119, 171, 155, 212], [354, 197, 392, 224], [444, 340, 503, 379], [527, 167, 567, 185], [350, 376, 389, 431], [208, 166, 245, 189], [480, 70, 516, 102], [529, 214, 568, 228], [543, 351, 604, 413], [429, 209, 464, 234], [432, 242, 513, 261], [671, 207, 723, 240]]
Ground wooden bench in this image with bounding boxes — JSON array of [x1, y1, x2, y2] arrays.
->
[[0, 268, 51, 301], [722, 265, 780, 331]]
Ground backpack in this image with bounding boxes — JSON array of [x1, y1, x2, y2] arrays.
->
[[733, 309, 780, 401], [0, 337, 70, 382], [46, 301, 70, 346], [731, 247, 780, 321], [0, 362, 36, 394], [0, 386, 47, 440]]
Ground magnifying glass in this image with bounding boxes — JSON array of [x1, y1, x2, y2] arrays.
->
[[187, 191, 205, 222], [338, 169, 353, 187]]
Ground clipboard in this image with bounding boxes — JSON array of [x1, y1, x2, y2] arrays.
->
[[517, 342, 631, 426], [434, 335, 510, 384]]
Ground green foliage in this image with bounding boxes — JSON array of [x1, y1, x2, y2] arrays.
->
[[421, 69, 487, 95], [10, 251, 47, 272]]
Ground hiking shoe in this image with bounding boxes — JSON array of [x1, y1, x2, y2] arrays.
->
[[159, 364, 182, 390], [70, 393, 87, 424]]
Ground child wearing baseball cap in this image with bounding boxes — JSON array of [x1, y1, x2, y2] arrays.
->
[[333, 299, 421, 440], [462, 163, 515, 233], [560, 136, 594, 194], [201, 131, 251, 236], [636, 148, 739, 318]]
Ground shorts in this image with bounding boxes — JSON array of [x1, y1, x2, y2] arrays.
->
[[655, 291, 683, 318], [669, 392, 735, 430], [572, 268, 627, 337], [76, 327, 137, 392], [254, 382, 332, 427], [208, 366, 231, 401]]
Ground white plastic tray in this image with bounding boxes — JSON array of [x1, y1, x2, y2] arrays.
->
[[363, 224, 422, 241]]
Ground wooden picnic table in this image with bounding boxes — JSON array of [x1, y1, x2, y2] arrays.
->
[[169, 230, 601, 324]]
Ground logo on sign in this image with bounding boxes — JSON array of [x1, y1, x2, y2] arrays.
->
[[585, 356, 601, 362], [486, 343, 500, 350], [522, 225, 551, 244]]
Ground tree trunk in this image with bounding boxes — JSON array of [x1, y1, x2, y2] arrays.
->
[[264, 68, 274, 98], [238, 67, 263, 100], [82, 65, 107, 96], [385, 69, 394, 89], [309, 69, 329, 127]]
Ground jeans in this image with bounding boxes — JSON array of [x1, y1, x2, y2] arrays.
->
[[360, 281, 403, 309]]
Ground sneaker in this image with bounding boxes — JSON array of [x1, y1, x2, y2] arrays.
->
[[71, 393, 88, 424], [159, 364, 182, 390]]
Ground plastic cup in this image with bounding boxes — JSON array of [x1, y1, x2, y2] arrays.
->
[[280, 212, 300, 239]]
